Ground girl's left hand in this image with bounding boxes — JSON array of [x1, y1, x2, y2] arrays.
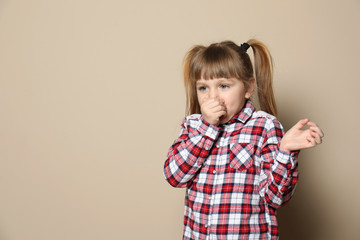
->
[[280, 119, 324, 152]]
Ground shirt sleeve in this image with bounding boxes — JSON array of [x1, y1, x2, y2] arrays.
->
[[164, 116, 221, 188], [258, 118, 299, 209]]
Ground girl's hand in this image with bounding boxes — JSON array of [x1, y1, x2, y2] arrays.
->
[[280, 119, 324, 152], [200, 97, 227, 126]]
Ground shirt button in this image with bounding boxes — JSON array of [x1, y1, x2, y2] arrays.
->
[[205, 146, 209, 150], [213, 170, 216, 174], [216, 144, 220, 148]]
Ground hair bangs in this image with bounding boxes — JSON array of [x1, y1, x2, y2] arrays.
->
[[194, 46, 243, 81]]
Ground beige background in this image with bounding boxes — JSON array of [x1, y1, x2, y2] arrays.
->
[[0, 0, 359, 239]]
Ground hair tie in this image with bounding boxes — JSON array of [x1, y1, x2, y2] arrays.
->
[[240, 42, 250, 52]]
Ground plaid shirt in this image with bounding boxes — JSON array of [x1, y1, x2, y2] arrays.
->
[[164, 101, 299, 240]]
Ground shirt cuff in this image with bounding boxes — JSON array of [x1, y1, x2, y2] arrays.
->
[[196, 116, 221, 140], [276, 149, 298, 166]]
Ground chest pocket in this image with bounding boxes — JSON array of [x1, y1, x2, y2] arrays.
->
[[229, 143, 255, 171]]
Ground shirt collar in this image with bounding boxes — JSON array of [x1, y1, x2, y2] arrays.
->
[[226, 100, 255, 124]]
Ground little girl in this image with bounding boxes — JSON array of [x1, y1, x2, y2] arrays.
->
[[164, 39, 323, 240]]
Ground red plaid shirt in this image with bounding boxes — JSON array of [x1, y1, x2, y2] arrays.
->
[[164, 101, 299, 240]]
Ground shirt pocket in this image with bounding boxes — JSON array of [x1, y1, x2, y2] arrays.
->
[[229, 143, 255, 171]]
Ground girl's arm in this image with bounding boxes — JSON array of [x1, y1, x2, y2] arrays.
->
[[164, 116, 221, 188], [258, 118, 299, 209], [258, 118, 323, 209]]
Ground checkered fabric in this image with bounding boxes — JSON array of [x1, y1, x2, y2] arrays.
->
[[164, 101, 299, 240]]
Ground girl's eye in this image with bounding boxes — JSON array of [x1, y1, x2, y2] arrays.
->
[[198, 86, 207, 91], [220, 84, 229, 89]]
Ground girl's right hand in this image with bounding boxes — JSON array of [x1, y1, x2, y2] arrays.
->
[[200, 97, 227, 126]]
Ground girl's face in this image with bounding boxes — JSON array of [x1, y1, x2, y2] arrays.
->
[[196, 77, 254, 124]]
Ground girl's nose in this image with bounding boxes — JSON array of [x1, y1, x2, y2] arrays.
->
[[209, 89, 218, 99]]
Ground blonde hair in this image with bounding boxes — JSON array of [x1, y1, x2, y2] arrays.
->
[[183, 39, 278, 117]]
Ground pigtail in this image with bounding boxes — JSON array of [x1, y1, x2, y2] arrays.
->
[[183, 50, 193, 116], [183, 46, 203, 116], [247, 39, 278, 117]]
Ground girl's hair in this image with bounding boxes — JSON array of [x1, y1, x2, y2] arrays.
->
[[183, 39, 278, 117]]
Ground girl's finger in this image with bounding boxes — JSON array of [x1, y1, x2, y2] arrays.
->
[[207, 99, 222, 109], [293, 119, 309, 130], [306, 135, 316, 147], [311, 131, 322, 144], [308, 122, 324, 137], [215, 111, 227, 121], [212, 104, 226, 113], [306, 121, 317, 127], [310, 126, 324, 138]]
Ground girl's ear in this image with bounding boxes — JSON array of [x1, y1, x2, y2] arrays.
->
[[245, 77, 256, 99]]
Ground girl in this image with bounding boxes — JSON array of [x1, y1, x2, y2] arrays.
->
[[164, 39, 323, 240]]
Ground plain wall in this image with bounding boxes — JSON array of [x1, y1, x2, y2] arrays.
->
[[0, 0, 359, 239]]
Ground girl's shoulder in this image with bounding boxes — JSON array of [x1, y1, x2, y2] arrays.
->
[[250, 110, 284, 132], [252, 110, 276, 121]]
